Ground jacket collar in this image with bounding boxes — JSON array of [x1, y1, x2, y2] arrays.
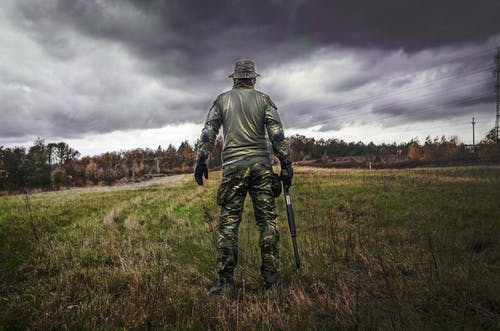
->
[[232, 81, 255, 89]]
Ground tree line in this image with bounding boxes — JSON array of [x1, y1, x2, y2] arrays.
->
[[1, 128, 498, 192], [286, 127, 499, 164], [0, 139, 210, 192]]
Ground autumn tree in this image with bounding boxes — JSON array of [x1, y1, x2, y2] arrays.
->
[[47, 142, 79, 165], [208, 137, 223, 169], [408, 142, 421, 160], [379, 146, 389, 163], [51, 167, 69, 189], [178, 141, 195, 169], [480, 127, 499, 145], [0, 146, 27, 190], [163, 144, 178, 170], [85, 159, 101, 184], [479, 127, 500, 159], [24, 139, 52, 189], [438, 136, 461, 160]]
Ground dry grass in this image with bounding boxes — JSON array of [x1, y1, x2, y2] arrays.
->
[[1, 166, 499, 329]]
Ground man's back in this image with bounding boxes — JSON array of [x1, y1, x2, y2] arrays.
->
[[217, 87, 271, 162], [197, 79, 287, 166]]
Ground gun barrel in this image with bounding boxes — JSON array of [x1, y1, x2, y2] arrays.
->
[[284, 187, 301, 268]]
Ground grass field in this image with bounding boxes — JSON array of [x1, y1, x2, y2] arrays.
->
[[1, 166, 499, 330]]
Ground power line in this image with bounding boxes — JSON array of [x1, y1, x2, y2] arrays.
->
[[319, 92, 494, 132], [278, 47, 496, 110], [283, 78, 493, 124], [280, 66, 493, 123]]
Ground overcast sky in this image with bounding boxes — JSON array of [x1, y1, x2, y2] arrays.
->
[[1, 0, 500, 156]]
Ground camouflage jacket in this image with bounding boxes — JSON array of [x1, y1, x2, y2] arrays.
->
[[197, 84, 291, 165]]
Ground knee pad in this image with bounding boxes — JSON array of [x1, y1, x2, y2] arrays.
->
[[259, 227, 279, 249]]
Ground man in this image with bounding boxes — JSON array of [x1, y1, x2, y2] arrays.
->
[[194, 60, 293, 294]]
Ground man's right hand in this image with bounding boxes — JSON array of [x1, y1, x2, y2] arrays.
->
[[194, 161, 208, 185], [280, 161, 293, 188]]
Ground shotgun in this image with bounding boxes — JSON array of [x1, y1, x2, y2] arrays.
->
[[282, 174, 300, 268]]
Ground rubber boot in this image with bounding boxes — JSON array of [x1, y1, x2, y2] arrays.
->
[[209, 277, 234, 295], [264, 277, 284, 290]]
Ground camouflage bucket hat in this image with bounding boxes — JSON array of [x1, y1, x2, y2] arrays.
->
[[229, 59, 260, 78]]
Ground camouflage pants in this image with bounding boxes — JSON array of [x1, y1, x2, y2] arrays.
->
[[216, 156, 280, 284]]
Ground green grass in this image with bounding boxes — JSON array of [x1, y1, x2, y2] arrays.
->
[[1, 166, 499, 330]]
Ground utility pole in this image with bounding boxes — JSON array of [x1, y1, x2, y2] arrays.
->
[[472, 117, 476, 148], [496, 46, 500, 143]]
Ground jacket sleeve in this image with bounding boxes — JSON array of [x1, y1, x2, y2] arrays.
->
[[197, 97, 223, 163], [264, 96, 291, 164]]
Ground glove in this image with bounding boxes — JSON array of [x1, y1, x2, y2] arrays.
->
[[280, 160, 293, 188], [194, 161, 208, 185]]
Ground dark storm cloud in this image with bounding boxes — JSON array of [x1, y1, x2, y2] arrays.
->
[[16, 0, 500, 75], [293, 1, 500, 50], [1, 0, 499, 142]]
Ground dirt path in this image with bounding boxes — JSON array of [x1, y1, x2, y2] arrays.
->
[[76, 174, 192, 192], [26, 174, 193, 198]]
